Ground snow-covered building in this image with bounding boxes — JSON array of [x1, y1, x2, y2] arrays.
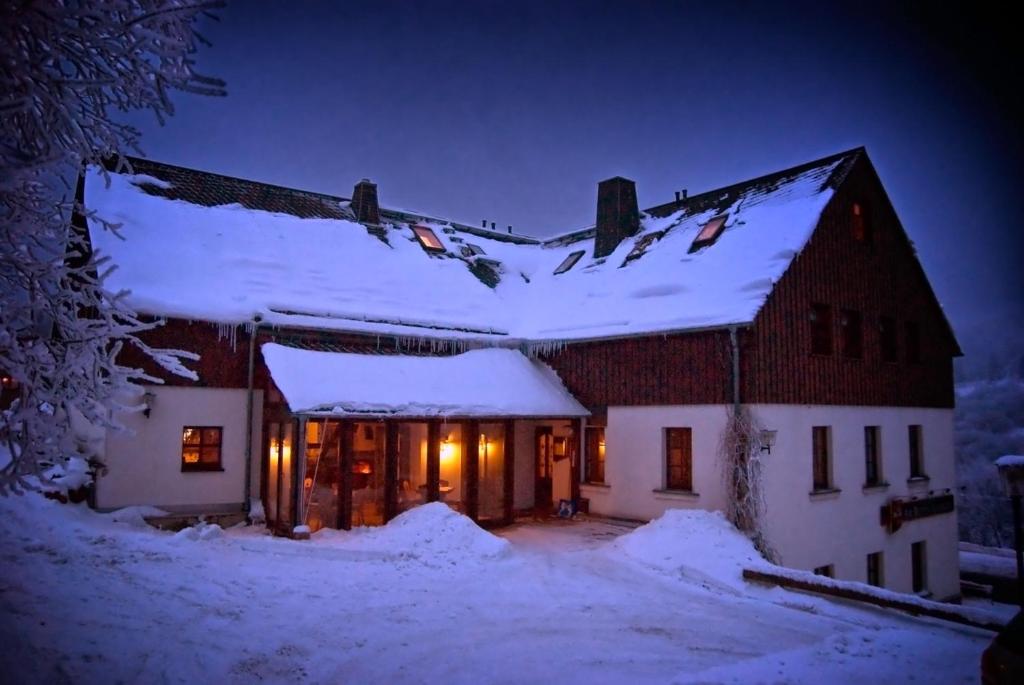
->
[[78, 147, 963, 599]]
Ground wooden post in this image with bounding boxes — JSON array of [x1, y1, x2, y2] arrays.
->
[[503, 419, 516, 524], [293, 417, 306, 531], [570, 419, 581, 503], [338, 420, 353, 530], [465, 420, 480, 521], [275, 422, 285, 533], [384, 421, 399, 522], [427, 421, 440, 502]]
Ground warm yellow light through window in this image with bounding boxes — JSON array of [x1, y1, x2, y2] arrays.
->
[[440, 436, 455, 462]]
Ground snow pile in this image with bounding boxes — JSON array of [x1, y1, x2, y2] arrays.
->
[[106, 505, 170, 528], [173, 521, 224, 542], [262, 343, 588, 417], [43, 455, 93, 492], [610, 509, 768, 592], [344, 502, 509, 563], [995, 454, 1024, 467]]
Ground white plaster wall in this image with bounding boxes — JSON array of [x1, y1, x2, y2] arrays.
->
[[583, 405, 730, 521], [753, 404, 959, 600], [96, 386, 262, 513], [586, 403, 959, 599]]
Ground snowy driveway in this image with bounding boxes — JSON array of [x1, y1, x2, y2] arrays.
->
[[0, 498, 990, 684]]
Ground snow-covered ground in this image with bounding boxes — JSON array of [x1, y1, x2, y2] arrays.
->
[[0, 495, 994, 684]]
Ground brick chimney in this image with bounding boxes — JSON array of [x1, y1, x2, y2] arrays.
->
[[594, 176, 639, 258], [351, 178, 380, 225]]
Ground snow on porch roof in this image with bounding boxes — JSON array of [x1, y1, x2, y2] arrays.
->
[[261, 343, 589, 418]]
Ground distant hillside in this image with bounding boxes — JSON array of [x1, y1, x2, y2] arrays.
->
[[955, 377, 1024, 546]]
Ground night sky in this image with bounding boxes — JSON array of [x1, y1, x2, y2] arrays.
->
[[130, 1, 1023, 348]]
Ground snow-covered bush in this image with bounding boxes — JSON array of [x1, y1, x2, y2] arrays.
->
[[0, 1, 224, 493]]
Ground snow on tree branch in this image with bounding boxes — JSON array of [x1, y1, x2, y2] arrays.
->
[[0, 1, 224, 494]]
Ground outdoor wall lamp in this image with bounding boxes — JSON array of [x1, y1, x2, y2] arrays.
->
[[759, 430, 777, 455]]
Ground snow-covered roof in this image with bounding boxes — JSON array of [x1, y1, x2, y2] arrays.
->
[[261, 343, 589, 417], [84, 150, 859, 343]]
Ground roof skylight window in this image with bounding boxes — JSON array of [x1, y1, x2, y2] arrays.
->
[[412, 225, 445, 252], [467, 243, 485, 256], [622, 231, 663, 267], [688, 214, 728, 253], [553, 250, 585, 275]]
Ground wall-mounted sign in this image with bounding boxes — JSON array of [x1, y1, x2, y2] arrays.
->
[[879, 492, 955, 534]]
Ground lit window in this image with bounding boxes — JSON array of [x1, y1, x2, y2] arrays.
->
[[181, 426, 223, 471], [553, 250, 585, 275], [412, 225, 445, 252], [851, 202, 872, 244], [688, 214, 728, 253]]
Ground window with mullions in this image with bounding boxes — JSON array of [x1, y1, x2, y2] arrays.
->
[[810, 303, 832, 355], [864, 426, 882, 486], [665, 427, 693, 491], [554, 250, 585, 275], [841, 309, 863, 359], [812, 426, 831, 491], [908, 425, 925, 479], [181, 426, 223, 471], [412, 225, 445, 252]]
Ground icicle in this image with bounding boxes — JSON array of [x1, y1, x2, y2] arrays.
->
[[214, 322, 240, 352]]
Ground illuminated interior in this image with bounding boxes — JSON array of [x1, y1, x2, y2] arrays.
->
[[477, 422, 506, 521], [397, 422, 429, 514], [438, 424, 465, 512], [689, 214, 728, 252], [351, 422, 386, 526], [267, 418, 518, 533], [412, 225, 445, 251]]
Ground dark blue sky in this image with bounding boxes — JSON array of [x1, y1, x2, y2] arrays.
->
[[132, 1, 1022, 343]]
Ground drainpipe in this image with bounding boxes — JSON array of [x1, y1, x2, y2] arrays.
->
[[729, 326, 740, 415], [243, 314, 262, 519]]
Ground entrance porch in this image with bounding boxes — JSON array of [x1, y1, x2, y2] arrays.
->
[[259, 343, 590, 536]]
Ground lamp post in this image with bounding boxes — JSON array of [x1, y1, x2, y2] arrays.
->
[[996, 455, 1024, 608]]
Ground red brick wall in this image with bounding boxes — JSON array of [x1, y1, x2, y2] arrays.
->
[[741, 156, 958, 408], [541, 330, 734, 408]]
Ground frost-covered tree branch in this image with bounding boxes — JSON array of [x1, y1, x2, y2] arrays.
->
[[0, 1, 224, 494]]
